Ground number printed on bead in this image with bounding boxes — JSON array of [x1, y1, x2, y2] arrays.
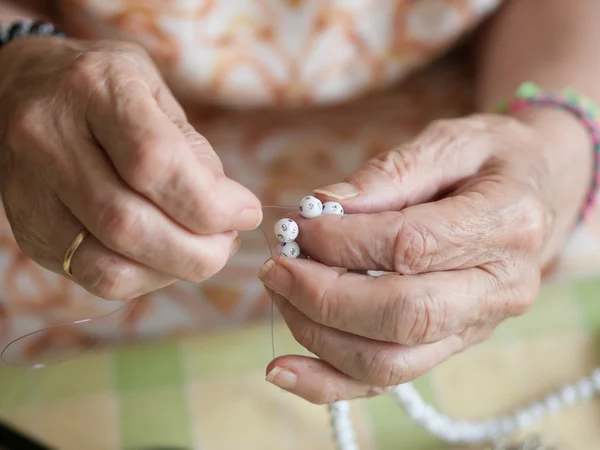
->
[[322, 201, 344, 215], [273, 218, 299, 242], [298, 196, 323, 219], [281, 241, 300, 258]]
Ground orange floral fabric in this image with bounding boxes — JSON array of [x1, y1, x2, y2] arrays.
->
[[58, 0, 502, 107]]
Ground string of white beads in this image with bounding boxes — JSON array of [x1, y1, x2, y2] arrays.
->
[[272, 197, 344, 258], [328, 402, 358, 450]]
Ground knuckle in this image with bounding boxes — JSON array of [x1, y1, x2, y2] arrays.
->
[[403, 293, 444, 345], [509, 294, 535, 317], [176, 122, 213, 151], [513, 192, 550, 253], [427, 118, 457, 136], [6, 103, 44, 143], [301, 281, 334, 326], [386, 288, 443, 345], [429, 116, 481, 136], [393, 217, 438, 274], [68, 52, 106, 87], [96, 199, 145, 252], [110, 40, 146, 57], [366, 149, 415, 188], [81, 260, 135, 300], [293, 321, 320, 354], [367, 349, 408, 386], [317, 287, 334, 325], [123, 140, 174, 193], [507, 269, 540, 317], [181, 250, 227, 283]]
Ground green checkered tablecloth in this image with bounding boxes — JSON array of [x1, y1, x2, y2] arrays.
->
[[1, 277, 600, 450]]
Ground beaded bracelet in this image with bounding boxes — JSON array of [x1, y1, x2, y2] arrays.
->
[[0, 20, 64, 50], [494, 81, 600, 223]]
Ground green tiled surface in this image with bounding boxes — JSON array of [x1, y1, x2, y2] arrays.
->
[[575, 277, 600, 331], [113, 341, 184, 391], [367, 395, 442, 450], [0, 366, 31, 411], [1, 276, 600, 449], [182, 325, 272, 381], [118, 387, 193, 450], [35, 354, 112, 402], [493, 283, 582, 341]]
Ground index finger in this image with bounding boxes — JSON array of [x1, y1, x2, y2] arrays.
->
[[296, 179, 547, 274], [86, 63, 262, 234]]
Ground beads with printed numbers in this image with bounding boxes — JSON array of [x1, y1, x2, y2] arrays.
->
[[280, 241, 300, 258], [298, 196, 323, 219], [323, 201, 344, 216], [274, 218, 299, 242]]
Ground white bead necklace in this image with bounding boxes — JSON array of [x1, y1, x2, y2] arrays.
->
[[271, 196, 600, 449]]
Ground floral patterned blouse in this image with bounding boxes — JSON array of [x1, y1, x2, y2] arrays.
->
[[59, 0, 502, 107]]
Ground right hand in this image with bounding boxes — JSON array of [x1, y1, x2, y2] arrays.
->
[[0, 36, 262, 300]]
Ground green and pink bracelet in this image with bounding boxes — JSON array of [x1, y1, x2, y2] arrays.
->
[[495, 81, 600, 223]]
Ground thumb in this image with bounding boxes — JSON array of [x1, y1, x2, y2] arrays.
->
[[314, 117, 495, 213]]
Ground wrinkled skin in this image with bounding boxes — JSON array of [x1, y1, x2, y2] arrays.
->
[[0, 37, 262, 300], [260, 115, 555, 404]]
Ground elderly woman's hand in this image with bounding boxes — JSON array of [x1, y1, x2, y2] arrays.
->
[[259, 113, 588, 404], [0, 37, 262, 300]]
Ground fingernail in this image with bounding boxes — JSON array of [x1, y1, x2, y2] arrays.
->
[[367, 385, 396, 397], [314, 182, 359, 200], [257, 259, 275, 281], [257, 259, 292, 295], [237, 207, 263, 230], [229, 236, 241, 258], [266, 366, 297, 390]]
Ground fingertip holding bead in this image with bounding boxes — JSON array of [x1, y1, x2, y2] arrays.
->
[[298, 196, 323, 219], [274, 218, 299, 242], [280, 241, 300, 258], [322, 201, 344, 216]]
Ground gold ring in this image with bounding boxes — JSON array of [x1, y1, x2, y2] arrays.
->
[[63, 229, 89, 276]]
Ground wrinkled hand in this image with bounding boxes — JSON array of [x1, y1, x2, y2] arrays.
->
[[0, 37, 262, 299], [260, 115, 558, 404]]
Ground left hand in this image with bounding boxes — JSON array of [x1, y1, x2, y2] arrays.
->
[[258, 114, 572, 404]]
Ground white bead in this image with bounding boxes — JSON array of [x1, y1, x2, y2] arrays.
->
[[273, 218, 299, 242], [424, 416, 446, 436], [499, 417, 517, 435], [405, 401, 431, 421], [560, 384, 578, 406], [592, 369, 600, 389], [482, 420, 503, 440], [298, 196, 323, 219], [516, 409, 534, 428], [280, 241, 300, 258], [322, 201, 344, 216], [576, 378, 595, 400], [461, 423, 487, 443], [528, 402, 547, 421], [544, 394, 562, 413]]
